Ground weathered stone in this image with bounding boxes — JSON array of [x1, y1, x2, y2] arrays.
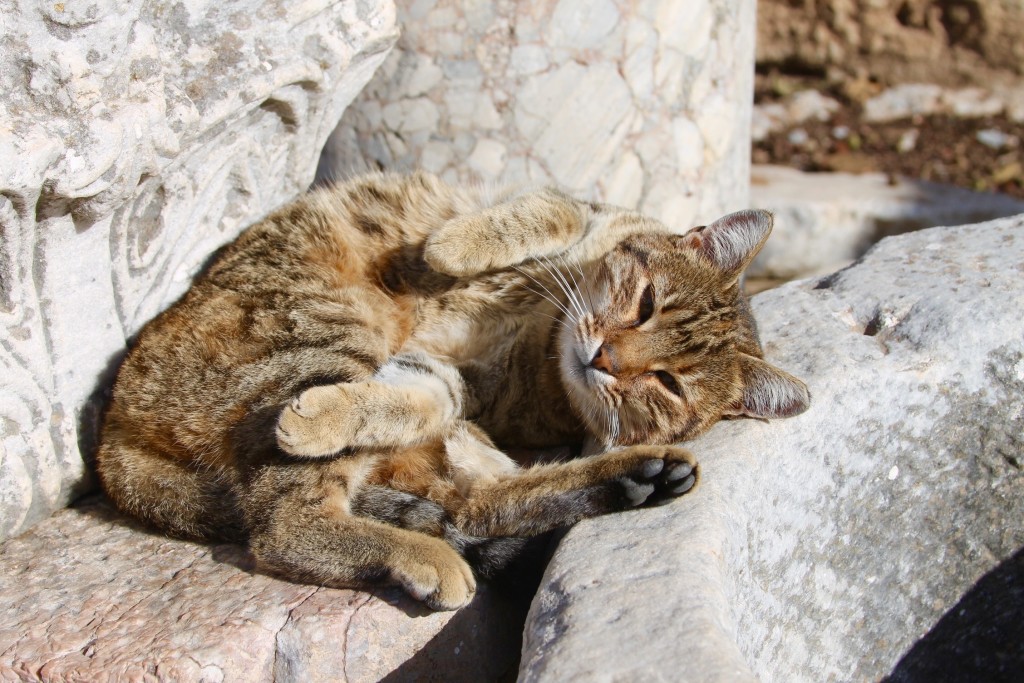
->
[[757, 0, 1024, 88], [323, 0, 755, 231], [520, 215, 1024, 681], [0, 498, 524, 682], [863, 84, 1013, 123], [749, 88, 841, 145], [0, 0, 398, 541], [863, 84, 944, 122], [749, 164, 1024, 280]]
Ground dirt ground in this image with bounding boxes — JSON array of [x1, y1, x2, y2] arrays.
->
[[753, 75, 1024, 200]]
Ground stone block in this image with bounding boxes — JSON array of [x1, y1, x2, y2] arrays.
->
[[321, 0, 756, 232], [0, 0, 398, 541], [0, 498, 523, 681], [749, 164, 1024, 280], [520, 215, 1024, 681]]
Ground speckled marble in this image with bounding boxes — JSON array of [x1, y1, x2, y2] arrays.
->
[[323, 0, 756, 231]]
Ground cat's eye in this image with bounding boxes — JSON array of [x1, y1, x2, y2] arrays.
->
[[654, 370, 682, 397], [636, 283, 655, 326]]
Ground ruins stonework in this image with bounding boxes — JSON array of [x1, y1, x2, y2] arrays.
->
[[323, 0, 756, 232], [0, 0, 398, 541]]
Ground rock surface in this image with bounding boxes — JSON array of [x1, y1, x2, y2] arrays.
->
[[749, 164, 1024, 280], [757, 0, 1024, 88], [0, 0, 398, 541], [0, 498, 524, 682], [321, 0, 755, 231], [519, 215, 1024, 681]]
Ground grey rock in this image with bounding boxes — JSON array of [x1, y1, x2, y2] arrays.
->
[[863, 84, 944, 122], [0, 0, 398, 541], [749, 164, 1024, 280], [863, 84, 1015, 123], [751, 91, 840, 142], [0, 499, 523, 682], [976, 128, 1017, 151], [520, 215, 1024, 682]]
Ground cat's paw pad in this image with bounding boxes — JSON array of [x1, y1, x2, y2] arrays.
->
[[617, 449, 699, 507], [276, 385, 356, 458], [394, 540, 476, 611]]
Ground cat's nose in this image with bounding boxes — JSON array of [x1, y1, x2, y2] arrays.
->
[[590, 344, 616, 375]]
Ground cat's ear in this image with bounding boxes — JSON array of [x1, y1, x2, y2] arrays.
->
[[678, 209, 773, 277], [726, 353, 810, 420]]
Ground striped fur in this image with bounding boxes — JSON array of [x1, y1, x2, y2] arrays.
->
[[96, 172, 808, 610]]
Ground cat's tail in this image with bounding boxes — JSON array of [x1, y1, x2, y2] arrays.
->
[[96, 425, 246, 543], [351, 486, 550, 584]]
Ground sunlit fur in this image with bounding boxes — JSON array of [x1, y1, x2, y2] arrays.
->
[[96, 172, 808, 610]]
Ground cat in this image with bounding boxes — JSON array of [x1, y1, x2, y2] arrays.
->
[[96, 171, 809, 610]]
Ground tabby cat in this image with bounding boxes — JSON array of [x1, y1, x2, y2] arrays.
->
[[96, 172, 809, 610]]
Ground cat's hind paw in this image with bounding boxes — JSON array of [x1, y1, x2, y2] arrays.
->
[[392, 537, 477, 611]]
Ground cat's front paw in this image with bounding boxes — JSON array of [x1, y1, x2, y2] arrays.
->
[[424, 216, 508, 277], [276, 384, 357, 458], [613, 446, 699, 507], [392, 537, 477, 611]]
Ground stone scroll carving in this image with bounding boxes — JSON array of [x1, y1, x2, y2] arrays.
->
[[0, 0, 398, 540], [323, 0, 756, 232]]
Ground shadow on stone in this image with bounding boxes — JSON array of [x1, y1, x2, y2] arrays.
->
[[74, 347, 128, 502], [377, 531, 558, 682], [884, 546, 1024, 683], [377, 589, 529, 683]]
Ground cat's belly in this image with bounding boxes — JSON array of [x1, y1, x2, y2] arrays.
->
[[409, 315, 520, 369]]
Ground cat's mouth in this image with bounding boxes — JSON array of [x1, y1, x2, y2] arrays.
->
[[583, 365, 614, 388], [559, 329, 616, 397]]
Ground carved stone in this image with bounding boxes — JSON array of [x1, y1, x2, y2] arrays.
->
[[0, 0, 398, 541]]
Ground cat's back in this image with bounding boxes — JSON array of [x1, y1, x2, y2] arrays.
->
[[96, 173, 484, 537]]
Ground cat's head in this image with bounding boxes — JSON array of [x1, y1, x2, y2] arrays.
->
[[558, 209, 810, 447]]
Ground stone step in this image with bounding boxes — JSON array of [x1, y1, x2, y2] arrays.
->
[[748, 164, 1024, 281], [0, 499, 524, 682]]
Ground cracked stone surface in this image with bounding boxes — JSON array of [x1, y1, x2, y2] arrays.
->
[[0, 498, 524, 682], [322, 0, 755, 232], [520, 215, 1024, 681], [0, 0, 398, 541]]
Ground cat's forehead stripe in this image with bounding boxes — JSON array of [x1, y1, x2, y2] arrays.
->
[[617, 241, 649, 269]]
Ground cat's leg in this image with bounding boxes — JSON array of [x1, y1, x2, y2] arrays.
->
[[350, 485, 531, 580], [424, 187, 589, 276], [245, 459, 477, 611], [276, 351, 465, 458], [451, 445, 699, 537]]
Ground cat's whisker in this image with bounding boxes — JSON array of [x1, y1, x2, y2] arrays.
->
[[536, 257, 586, 321], [544, 256, 589, 323], [565, 252, 597, 315], [531, 308, 574, 333], [556, 253, 591, 317], [514, 267, 576, 321], [514, 265, 573, 314]]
